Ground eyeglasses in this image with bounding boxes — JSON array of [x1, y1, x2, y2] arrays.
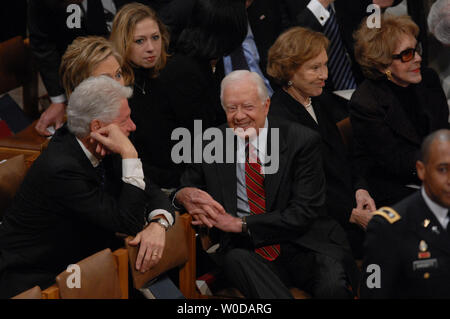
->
[[392, 43, 422, 63]]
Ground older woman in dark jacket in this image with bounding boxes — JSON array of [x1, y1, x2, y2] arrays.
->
[[267, 27, 376, 258], [350, 14, 449, 207]]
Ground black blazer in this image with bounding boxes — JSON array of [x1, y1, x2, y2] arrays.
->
[[247, 0, 285, 80], [270, 90, 366, 229], [178, 116, 359, 287], [362, 191, 450, 298], [0, 125, 173, 298], [349, 67, 449, 207], [214, 0, 285, 91]]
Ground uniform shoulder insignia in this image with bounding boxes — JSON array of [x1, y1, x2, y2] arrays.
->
[[372, 207, 401, 224]]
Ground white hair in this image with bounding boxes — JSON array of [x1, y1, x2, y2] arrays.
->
[[67, 76, 132, 138], [428, 0, 450, 46], [220, 70, 269, 108]]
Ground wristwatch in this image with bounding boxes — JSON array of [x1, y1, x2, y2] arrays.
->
[[241, 216, 248, 234], [150, 218, 170, 231]]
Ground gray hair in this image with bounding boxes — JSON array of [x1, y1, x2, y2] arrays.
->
[[220, 70, 269, 108], [420, 129, 450, 163], [427, 0, 450, 46], [67, 76, 132, 138]]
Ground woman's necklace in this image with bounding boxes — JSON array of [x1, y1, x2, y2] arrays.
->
[[304, 97, 312, 108], [134, 79, 146, 95]]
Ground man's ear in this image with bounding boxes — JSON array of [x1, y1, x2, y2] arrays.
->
[[264, 97, 270, 115], [416, 160, 426, 182], [90, 119, 102, 133]]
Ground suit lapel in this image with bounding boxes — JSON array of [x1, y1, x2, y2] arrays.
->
[[216, 127, 237, 215], [264, 118, 288, 211], [410, 194, 450, 256]]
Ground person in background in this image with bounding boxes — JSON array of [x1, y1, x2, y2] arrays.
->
[[110, 1, 248, 189], [350, 14, 449, 208]]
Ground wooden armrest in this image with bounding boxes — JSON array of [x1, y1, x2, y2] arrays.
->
[[112, 248, 128, 299], [40, 248, 128, 299]]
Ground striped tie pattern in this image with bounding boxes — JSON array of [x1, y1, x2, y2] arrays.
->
[[245, 144, 280, 261], [323, 6, 356, 90]]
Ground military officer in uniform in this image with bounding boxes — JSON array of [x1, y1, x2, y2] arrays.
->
[[361, 129, 450, 298]]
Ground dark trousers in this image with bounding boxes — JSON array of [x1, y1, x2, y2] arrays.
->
[[218, 243, 353, 299]]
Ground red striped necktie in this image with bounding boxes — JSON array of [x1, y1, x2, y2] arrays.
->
[[245, 143, 280, 261]]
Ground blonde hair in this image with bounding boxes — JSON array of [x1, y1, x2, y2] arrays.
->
[[59, 36, 124, 98], [353, 14, 419, 80], [110, 2, 170, 83], [267, 27, 329, 87]]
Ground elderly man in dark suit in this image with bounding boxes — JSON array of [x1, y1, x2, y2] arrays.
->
[[173, 70, 358, 298], [0, 76, 174, 298], [362, 129, 450, 298]]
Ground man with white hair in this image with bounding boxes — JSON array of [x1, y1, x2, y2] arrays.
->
[[173, 70, 358, 298], [0, 76, 173, 298]]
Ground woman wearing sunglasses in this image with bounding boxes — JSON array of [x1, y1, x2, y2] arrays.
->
[[349, 14, 449, 207]]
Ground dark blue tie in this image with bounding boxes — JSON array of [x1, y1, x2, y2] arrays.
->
[[95, 161, 106, 190], [323, 6, 356, 90]]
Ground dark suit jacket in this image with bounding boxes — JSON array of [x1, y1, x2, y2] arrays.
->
[[214, 0, 285, 91], [270, 89, 367, 257], [281, 0, 371, 87], [247, 0, 284, 80], [362, 191, 450, 298], [178, 116, 359, 287], [0, 125, 173, 298], [158, 53, 226, 130], [349, 67, 449, 207], [269, 90, 366, 227]]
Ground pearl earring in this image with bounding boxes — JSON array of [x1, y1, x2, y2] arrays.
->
[[287, 80, 293, 86]]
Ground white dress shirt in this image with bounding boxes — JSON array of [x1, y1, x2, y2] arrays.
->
[[421, 187, 449, 230], [307, 0, 333, 26]]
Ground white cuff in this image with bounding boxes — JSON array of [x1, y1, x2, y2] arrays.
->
[[49, 94, 67, 104], [122, 158, 146, 191], [148, 209, 174, 226], [307, 0, 331, 26]]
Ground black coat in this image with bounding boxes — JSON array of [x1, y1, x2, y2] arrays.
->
[[0, 125, 173, 298], [361, 191, 450, 298], [178, 116, 359, 288], [349, 67, 449, 207], [270, 89, 367, 257], [128, 68, 183, 189]]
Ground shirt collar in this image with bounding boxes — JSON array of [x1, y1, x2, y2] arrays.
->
[[76, 137, 100, 168], [421, 187, 449, 227], [236, 118, 269, 162]]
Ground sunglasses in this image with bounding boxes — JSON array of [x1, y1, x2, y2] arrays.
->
[[392, 43, 422, 63]]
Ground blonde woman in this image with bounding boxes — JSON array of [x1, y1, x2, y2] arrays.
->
[[35, 36, 126, 135], [350, 14, 449, 207]]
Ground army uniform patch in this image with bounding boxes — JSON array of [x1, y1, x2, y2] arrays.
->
[[373, 207, 401, 224]]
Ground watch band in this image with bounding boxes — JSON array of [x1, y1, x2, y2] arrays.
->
[[241, 216, 248, 234], [150, 218, 169, 231]]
